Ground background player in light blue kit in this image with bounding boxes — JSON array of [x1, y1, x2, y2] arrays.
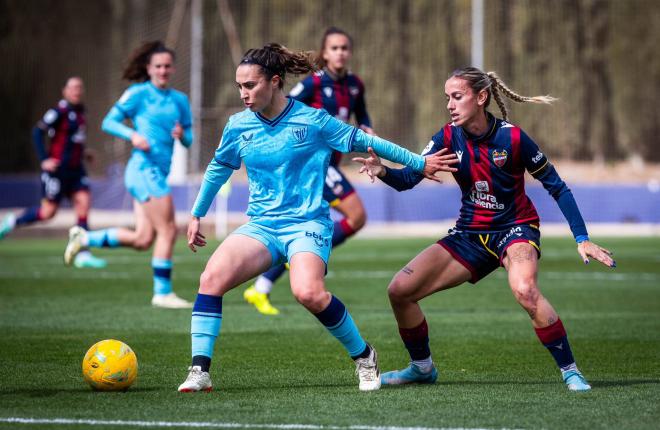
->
[[177, 43, 458, 393], [64, 41, 194, 309]]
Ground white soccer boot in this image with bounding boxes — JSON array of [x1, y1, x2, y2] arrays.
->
[[151, 292, 193, 309], [64, 226, 87, 266], [178, 366, 213, 392], [354, 344, 381, 391]]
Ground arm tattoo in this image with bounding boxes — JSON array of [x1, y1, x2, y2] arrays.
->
[[547, 316, 557, 326], [526, 308, 537, 320], [401, 266, 414, 275]]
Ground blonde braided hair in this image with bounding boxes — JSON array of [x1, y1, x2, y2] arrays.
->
[[450, 67, 557, 122]]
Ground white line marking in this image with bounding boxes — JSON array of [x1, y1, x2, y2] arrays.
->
[[0, 417, 520, 430]]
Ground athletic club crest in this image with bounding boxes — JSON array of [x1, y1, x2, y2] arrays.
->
[[292, 126, 308, 142], [492, 149, 508, 168]]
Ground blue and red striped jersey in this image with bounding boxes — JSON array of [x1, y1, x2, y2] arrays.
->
[[380, 114, 588, 238], [290, 69, 371, 165], [33, 99, 86, 170]]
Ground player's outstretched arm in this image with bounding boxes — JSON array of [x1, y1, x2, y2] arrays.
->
[[187, 216, 206, 253], [352, 147, 385, 183], [577, 240, 615, 268], [421, 148, 459, 182]]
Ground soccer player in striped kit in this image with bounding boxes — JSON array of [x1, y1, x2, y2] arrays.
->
[[176, 43, 458, 393], [0, 77, 106, 269], [63, 41, 193, 309], [244, 28, 374, 315], [354, 67, 615, 392]]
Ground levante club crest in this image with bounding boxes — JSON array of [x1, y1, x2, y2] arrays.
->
[[492, 149, 508, 167]]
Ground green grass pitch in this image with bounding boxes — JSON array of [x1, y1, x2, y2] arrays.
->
[[0, 236, 659, 429]]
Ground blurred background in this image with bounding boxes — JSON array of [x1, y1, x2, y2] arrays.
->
[[1, 0, 658, 235]]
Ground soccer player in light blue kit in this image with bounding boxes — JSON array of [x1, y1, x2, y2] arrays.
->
[[177, 43, 459, 393], [64, 41, 194, 309]]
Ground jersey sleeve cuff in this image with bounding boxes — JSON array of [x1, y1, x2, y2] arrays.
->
[[575, 234, 589, 244]]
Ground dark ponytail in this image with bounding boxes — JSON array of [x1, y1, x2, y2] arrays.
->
[[122, 41, 176, 82], [239, 43, 321, 88]]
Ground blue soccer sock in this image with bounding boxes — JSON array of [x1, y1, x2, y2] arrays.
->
[[86, 228, 120, 248], [535, 318, 576, 371], [191, 294, 223, 372], [152, 258, 173, 295], [331, 219, 356, 247], [313, 295, 368, 359], [15, 207, 42, 226], [77, 216, 89, 230]]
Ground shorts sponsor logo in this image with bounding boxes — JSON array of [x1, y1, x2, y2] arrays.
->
[[497, 226, 524, 248], [306, 231, 329, 247], [292, 127, 308, 143], [492, 149, 508, 168]]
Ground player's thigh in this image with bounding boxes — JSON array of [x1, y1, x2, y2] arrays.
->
[[502, 242, 539, 294], [132, 199, 155, 238], [39, 199, 59, 219], [389, 243, 472, 302], [289, 252, 327, 295], [201, 234, 273, 295], [141, 194, 175, 232], [333, 192, 366, 223]]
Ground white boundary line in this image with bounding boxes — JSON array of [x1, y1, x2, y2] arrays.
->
[[0, 417, 520, 430]]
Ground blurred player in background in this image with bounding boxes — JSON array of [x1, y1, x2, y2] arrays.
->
[[354, 66, 615, 392], [176, 43, 458, 393], [63, 41, 194, 309], [245, 27, 374, 315], [0, 77, 106, 269]]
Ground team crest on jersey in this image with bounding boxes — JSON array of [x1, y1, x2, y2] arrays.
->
[[492, 149, 508, 167], [323, 87, 333, 98], [349, 86, 360, 96], [292, 126, 308, 142]]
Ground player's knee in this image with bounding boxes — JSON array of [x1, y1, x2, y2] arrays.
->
[[512, 279, 540, 309], [293, 286, 326, 312], [349, 211, 367, 231], [199, 269, 226, 295], [387, 276, 413, 303], [133, 233, 155, 251], [40, 206, 57, 219]]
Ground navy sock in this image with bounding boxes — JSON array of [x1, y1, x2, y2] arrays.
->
[[262, 264, 286, 282], [535, 318, 576, 370], [77, 217, 89, 230], [314, 295, 367, 359], [399, 319, 431, 361], [192, 355, 212, 372], [15, 207, 41, 226]]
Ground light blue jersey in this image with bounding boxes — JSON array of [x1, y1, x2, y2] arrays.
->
[[102, 81, 193, 176], [192, 98, 424, 225]]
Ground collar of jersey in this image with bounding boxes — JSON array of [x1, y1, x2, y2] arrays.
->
[[255, 97, 294, 127], [461, 112, 497, 142], [147, 80, 171, 95]]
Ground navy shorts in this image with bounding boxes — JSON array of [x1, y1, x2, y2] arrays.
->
[[437, 224, 541, 283], [40, 169, 90, 203], [322, 165, 355, 207]]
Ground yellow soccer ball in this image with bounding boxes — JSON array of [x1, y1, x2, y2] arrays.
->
[[82, 339, 138, 391]]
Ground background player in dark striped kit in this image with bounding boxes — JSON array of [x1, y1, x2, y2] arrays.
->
[[244, 27, 374, 315], [0, 77, 106, 268], [354, 66, 615, 392]]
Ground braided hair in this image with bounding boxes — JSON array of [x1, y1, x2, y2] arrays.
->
[[450, 67, 556, 121], [239, 43, 321, 88]]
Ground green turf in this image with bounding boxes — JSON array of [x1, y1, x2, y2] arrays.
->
[[0, 236, 659, 429]]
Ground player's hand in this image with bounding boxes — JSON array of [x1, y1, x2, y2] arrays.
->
[[41, 158, 60, 172], [352, 147, 385, 183], [359, 125, 377, 136], [131, 132, 150, 152], [171, 122, 183, 140], [577, 240, 615, 268], [422, 148, 459, 182], [187, 216, 206, 252]]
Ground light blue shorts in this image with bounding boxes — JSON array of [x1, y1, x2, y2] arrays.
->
[[124, 157, 170, 203], [233, 218, 333, 268]]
